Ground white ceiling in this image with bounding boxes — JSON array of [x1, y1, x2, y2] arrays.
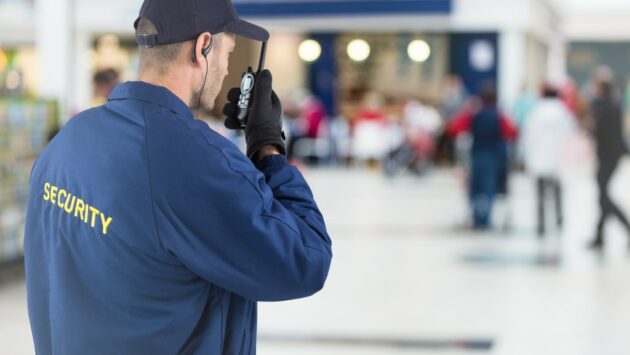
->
[[555, 0, 630, 40], [555, 0, 630, 12]]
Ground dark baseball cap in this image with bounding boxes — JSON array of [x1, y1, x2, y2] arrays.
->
[[134, 0, 269, 47]]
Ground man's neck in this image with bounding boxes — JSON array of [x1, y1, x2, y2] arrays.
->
[[139, 69, 191, 107]]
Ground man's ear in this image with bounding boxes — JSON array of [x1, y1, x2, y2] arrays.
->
[[192, 32, 213, 64]]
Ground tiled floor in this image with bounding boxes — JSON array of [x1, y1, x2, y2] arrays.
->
[[2, 157, 630, 354]]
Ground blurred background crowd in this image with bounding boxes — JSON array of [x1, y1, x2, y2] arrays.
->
[[3, 0, 628, 249]]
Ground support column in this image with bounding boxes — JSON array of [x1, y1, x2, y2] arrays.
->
[[499, 29, 525, 108], [308, 33, 337, 117], [35, 0, 73, 122], [547, 30, 567, 85], [72, 31, 93, 113]]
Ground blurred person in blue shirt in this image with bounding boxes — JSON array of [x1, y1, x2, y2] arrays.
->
[[24, 0, 332, 354], [448, 83, 518, 228]]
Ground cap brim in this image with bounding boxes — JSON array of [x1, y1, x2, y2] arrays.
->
[[226, 18, 269, 42]]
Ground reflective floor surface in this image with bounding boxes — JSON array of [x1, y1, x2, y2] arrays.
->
[[2, 157, 630, 355]]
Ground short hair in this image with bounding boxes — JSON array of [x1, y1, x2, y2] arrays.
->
[[598, 80, 613, 98], [542, 84, 559, 98], [93, 68, 119, 87], [136, 18, 190, 73], [479, 81, 497, 105]]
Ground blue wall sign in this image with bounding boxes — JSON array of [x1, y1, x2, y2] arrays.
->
[[449, 33, 499, 96], [307, 33, 338, 117], [233, 0, 451, 17]]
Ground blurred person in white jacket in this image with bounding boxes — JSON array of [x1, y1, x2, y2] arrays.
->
[[523, 85, 576, 236]]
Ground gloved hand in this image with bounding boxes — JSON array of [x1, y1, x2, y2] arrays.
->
[[223, 69, 286, 160]]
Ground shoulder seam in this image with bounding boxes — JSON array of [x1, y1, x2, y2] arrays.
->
[[172, 115, 307, 239], [173, 115, 267, 200], [142, 106, 179, 262], [152, 111, 307, 252]]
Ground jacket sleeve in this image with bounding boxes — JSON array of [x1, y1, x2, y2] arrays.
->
[[150, 138, 332, 302], [499, 113, 518, 141], [447, 110, 473, 137]]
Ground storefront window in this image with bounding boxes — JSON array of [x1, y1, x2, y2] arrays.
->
[[337, 33, 448, 121]]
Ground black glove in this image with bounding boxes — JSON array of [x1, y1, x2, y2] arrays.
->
[[223, 69, 286, 160]]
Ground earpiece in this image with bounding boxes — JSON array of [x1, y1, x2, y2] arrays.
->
[[192, 37, 213, 63], [194, 37, 213, 120], [202, 42, 212, 57]]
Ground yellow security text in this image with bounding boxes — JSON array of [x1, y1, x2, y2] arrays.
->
[[42, 182, 114, 236]]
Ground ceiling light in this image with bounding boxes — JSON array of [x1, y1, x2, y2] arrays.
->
[[408, 40, 431, 63], [347, 39, 370, 62], [298, 39, 322, 62]]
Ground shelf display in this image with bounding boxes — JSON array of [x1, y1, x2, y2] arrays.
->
[[0, 98, 57, 262]]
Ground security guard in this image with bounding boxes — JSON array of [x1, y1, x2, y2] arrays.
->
[[24, 0, 332, 354]]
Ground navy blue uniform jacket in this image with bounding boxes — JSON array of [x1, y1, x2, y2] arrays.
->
[[24, 82, 332, 354]]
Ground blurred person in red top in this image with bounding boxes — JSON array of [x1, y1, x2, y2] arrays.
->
[[559, 78, 579, 115], [351, 92, 391, 163], [384, 98, 442, 176], [448, 82, 517, 228], [285, 89, 327, 162], [353, 91, 389, 125], [436, 75, 469, 165]]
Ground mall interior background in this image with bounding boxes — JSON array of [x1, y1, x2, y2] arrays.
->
[[1, 0, 630, 354]]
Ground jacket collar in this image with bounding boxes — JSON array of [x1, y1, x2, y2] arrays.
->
[[108, 81, 194, 120]]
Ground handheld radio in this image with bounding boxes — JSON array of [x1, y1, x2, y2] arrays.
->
[[237, 41, 267, 128]]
